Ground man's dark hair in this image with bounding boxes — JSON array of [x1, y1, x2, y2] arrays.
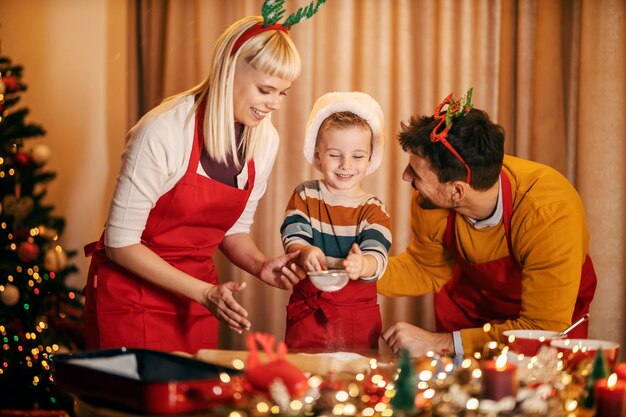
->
[[398, 109, 505, 190]]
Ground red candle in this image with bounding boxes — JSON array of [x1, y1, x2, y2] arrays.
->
[[481, 355, 518, 401], [616, 363, 626, 381], [595, 374, 626, 417]]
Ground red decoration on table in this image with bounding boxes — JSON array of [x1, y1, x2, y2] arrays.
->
[[616, 363, 626, 381], [245, 332, 308, 397], [481, 354, 518, 401], [363, 371, 391, 405], [594, 373, 626, 417]]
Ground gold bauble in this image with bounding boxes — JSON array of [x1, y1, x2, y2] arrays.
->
[[1, 284, 20, 306], [44, 247, 68, 272]]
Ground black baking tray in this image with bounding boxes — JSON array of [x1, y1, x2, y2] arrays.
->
[[52, 348, 243, 415]]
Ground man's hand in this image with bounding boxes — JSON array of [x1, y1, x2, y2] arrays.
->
[[382, 322, 454, 357], [202, 281, 250, 334], [258, 251, 306, 290]]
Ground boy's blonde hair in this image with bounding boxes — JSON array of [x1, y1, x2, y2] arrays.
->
[[174, 16, 301, 167], [316, 111, 373, 146]]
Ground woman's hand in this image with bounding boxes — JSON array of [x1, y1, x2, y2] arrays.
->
[[258, 251, 306, 290], [201, 281, 251, 334]]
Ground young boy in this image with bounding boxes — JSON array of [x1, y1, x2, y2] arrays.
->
[[280, 92, 392, 350]]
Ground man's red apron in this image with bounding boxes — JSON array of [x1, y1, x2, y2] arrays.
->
[[83, 99, 255, 353], [285, 278, 381, 350], [434, 171, 597, 339]]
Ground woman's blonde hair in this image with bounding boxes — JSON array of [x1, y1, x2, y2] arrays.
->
[[181, 16, 301, 167]]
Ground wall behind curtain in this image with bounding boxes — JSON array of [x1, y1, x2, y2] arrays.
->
[[130, 0, 626, 353]]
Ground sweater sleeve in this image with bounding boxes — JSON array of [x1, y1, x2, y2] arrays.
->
[[358, 198, 392, 281], [104, 100, 190, 248], [280, 183, 314, 250], [377, 191, 455, 296]]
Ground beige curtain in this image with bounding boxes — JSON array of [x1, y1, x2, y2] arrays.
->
[[128, 0, 626, 353]]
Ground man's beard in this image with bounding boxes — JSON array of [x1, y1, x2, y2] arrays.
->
[[417, 193, 440, 210], [416, 190, 458, 211]]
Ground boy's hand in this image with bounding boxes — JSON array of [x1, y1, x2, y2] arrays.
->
[[299, 246, 327, 272], [343, 243, 365, 280]]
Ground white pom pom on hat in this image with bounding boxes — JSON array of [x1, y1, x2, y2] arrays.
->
[[303, 91, 385, 176]]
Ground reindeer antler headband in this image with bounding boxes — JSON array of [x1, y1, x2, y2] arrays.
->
[[231, 0, 327, 55], [430, 88, 474, 183]]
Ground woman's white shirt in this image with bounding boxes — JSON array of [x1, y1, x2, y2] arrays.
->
[[104, 95, 279, 248]]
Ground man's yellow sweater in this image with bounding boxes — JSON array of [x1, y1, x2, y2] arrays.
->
[[378, 155, 592, 354]]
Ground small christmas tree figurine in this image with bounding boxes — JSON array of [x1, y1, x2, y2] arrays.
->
[[391, 349, 416, 413], [0, 54, 83, 411]]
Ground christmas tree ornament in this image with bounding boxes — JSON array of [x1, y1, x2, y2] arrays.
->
[[13, 152, 31, 167], [1, 283, 20, 306], [2, 194, 34, 227], [44, 246, 68, 272], [1, 74, 20, 93], [17, 240, 40, 263], [31, 143, 51, 165]]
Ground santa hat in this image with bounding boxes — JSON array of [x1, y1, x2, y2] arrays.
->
[[303, 91, 385, 176]]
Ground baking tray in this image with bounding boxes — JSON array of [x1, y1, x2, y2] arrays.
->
[[52, 348, 243, 415]]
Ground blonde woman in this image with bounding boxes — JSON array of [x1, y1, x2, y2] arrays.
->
[[84, 15, 305, 353]]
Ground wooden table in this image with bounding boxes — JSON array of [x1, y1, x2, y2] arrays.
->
[[73, 348, 393, 417]]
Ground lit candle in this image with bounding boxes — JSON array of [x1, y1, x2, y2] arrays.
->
[[616, 363, 626, 381], [594, 373, 626, 417], [481, 353, 518, 401]]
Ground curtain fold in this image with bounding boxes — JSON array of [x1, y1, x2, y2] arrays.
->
[[129, 0, 626, 353]]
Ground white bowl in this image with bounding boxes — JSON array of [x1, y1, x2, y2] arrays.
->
[[307, 270, 349, 292], [550, 339, 620, 369], [503, 329, 564, 356]]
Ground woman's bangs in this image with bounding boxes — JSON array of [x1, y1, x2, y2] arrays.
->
[[247, 33, 301, 82]]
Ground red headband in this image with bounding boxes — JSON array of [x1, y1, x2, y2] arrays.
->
[[430, 89, 473, 183], [231, 23, 289, 56]]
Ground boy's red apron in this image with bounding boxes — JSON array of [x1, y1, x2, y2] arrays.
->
[[434, 171, 597, 341], [285, 278, 381, 350], [83, 99, 255, 353]]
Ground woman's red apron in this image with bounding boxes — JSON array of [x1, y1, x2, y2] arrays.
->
[[83, 99, 255, 353], [434, 171, 597, 339], [285, 278, 381, 350]]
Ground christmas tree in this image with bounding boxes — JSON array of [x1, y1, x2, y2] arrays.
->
[[0, 55, 84, 411]]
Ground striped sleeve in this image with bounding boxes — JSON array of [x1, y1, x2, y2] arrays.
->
[[281, 183, 313, 250], [358, 198, 392, 281]]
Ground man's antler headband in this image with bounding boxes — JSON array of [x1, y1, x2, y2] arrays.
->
[[430, 88, 474, 183], [231, 0, 327, 55]]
